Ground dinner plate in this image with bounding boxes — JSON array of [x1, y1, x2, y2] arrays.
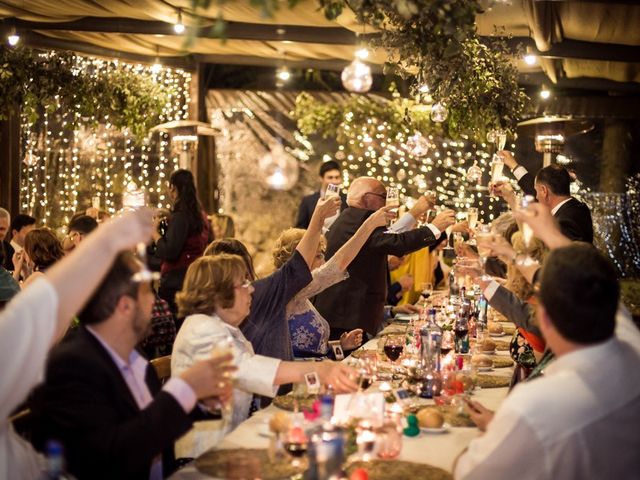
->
[[489, 332, 506, 338], [394, 313, 419, 323], [420, 425, 449, 434], [477, 366, 493, 372]]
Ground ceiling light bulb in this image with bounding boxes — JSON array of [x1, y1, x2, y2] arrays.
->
[[7, 33, 19, 46], [174, 10, 185, 34], [540, 87, 551, 100], [151, 61, 162, 74], [524, 53, 537, 65], [355, 47, 369, 60], [276, 66, 291, 81]]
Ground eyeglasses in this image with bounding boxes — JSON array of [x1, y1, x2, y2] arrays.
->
[[365, 191, 387, 200], [234, 279, 251, 289]]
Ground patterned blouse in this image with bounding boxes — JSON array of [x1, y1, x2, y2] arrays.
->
[[287, 258, 348, 357]]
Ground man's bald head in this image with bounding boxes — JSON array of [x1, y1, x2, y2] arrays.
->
[[347, 177, 387, 210]]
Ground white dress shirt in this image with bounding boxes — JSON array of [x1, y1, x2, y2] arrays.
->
[[0, 278, 57, 479], [550, 197, 572, 216], [512, 165, 528, 182], [455, 338, 640, 479], [9, 239, 22, 254], [172, 313, 281, 457], [388, 212, 442, 237]]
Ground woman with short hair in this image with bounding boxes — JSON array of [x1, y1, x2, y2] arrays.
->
[[171, 254, 357, 457]]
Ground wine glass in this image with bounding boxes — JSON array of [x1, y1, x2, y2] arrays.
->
[[324, 183, 341, 200], [283, 424, 308, 468], [496, 131, 507, 151], [356, 355, 377, 391], [440, 331, 454, 357], [419, 282, 433, 308], [383, 335, 404, 364], [517, 194, 536, 248], [384, 186, 400, 233]]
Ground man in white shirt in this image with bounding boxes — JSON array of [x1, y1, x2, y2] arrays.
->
[[455, 243, 640, 479], [29, 251, 236, 480]]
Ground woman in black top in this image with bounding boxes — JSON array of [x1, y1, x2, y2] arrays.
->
[[152, 170, 210, 320]]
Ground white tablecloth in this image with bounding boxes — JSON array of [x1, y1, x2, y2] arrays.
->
[[171, 331, 514, 479]]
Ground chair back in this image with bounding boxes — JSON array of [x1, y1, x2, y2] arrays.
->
[[151, 355, 171, 384]]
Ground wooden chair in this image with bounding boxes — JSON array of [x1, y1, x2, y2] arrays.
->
[[9, 408, 33, 440], [150, 355, 172, 384]]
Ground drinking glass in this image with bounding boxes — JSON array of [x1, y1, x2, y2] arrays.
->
[[419, 282, 433, 307], [440, 331, 454, 357], [383, 335, 404, 364], [384, 186, 400, 233], [324, 183, 341, 200], [516, 194, 536, 248], [121, 190, 160, 283], [467, 207, 478, 230], [475, 225, 493, 281], [496, 131, 507, 151]]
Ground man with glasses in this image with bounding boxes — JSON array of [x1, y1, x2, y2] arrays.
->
[[314, 176, 455, 339]]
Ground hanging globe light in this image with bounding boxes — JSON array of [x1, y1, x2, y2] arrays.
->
[[259, 143, 299, 190], [341, 59, 373, 93], [405, 132, 430, 157], [466, 162, 483, 184], [430, 102, 448, 122]]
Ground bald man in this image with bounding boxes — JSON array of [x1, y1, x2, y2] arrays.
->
[[314, 177, 455, 338]]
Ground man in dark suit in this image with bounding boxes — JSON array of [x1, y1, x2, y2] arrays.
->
[[314, 177, 455, 338], [30, 252, 235, 480], [295, 160, 347, 229], [2, 213, 36, 271], [498, 151, 593, 243]]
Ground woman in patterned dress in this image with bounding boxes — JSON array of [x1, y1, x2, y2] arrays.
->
[[272, 207, 393, 358]]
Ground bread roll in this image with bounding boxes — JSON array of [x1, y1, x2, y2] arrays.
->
[[471, 355, 493, 368], [488, 322, 504, 334], [417, 409, 444, 429], [480, 338, 496, 352]]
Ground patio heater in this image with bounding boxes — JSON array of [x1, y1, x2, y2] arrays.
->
[[151, 120, 219, 170], [518, 116, 593, 167]]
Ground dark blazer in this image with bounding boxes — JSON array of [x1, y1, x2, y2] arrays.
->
[[295, 190, 348, 229], [554, 197, 593, 243], [489, 285, 541, 338], [2, 240, 14, 271], [30, 327, 193, 480], [517, 172, 593, 243], [314, 207, 443, 336]]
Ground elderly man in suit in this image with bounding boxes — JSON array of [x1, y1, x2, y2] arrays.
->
[[30, 251, 235, 480], [295, 160, 348, 229], [314, 177, 455, 339], [497, 151, 593, 242]]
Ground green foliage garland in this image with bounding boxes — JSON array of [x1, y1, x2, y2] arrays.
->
[[318, 0, 530, 138], [0, 45, 173, 141]]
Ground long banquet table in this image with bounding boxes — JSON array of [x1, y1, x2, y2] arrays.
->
[[170, 323, 514, 479]]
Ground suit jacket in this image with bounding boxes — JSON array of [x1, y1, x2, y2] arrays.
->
[[489, 285, 541, 338], [314, 207, 442, 336], [295, 190, 348, 229], [2, 240, 14, 271], [30, 327, 193, 480], [517, 172, 593, 243]]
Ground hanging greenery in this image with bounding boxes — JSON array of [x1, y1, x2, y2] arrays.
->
[[317, 0, 529, 138], [0, 45, 174, 141], [293, 88, 507, 220]]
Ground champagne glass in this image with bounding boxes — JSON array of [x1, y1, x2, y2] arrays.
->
[[475, 225, 494, 281], [324, 183, 341, 200], [496, 131, 507, 151], [517, 194, 536, 248], [121, 186, 160, 283], [384, 186, 400, 233], [466, 207, 478, 230]]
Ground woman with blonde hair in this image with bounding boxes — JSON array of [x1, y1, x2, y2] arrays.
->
[[210, 213, 235, 239], [171, 254, 357, 456], [273, 205, 392, 358]]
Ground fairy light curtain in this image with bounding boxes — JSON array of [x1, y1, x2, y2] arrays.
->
[[19, 56, 191, 227]]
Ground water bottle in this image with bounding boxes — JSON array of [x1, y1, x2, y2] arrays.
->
[[41, 440, 75, 479]]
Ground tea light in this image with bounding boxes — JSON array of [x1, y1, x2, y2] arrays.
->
[[378, 382, 392, 393]]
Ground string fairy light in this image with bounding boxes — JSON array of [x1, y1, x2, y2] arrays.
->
[[18, 53, 191, 226]]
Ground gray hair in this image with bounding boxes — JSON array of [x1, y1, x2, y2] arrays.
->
[[0, 208, 9, 220]]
